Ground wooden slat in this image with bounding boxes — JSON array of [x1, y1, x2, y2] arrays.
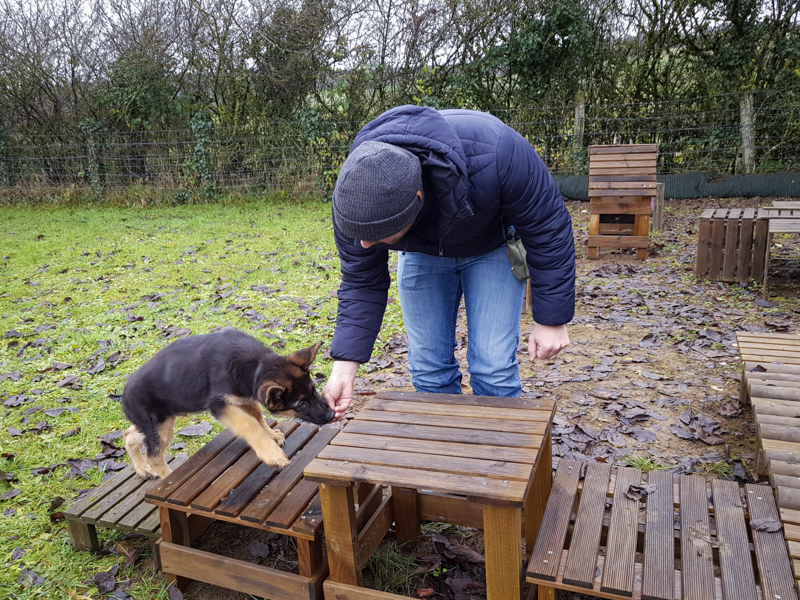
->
[[418, 492, 484, 529], [291, 494, 324, 537], [587, 235, 649, 248], [373, 391, 554, 412], [601, 467, 641, 597], [303, 459, 527, 505], [265, 479, 320, 529], [341, 420, 539, 448], [746, 484, 799, 600], [641, 470, 674, 600], [712, 480, 759, 600], [167, 437, 251, 507], [738, 333, 800, 343], [737, 215, 755, 281], [752, 217, 768, 281], [589, 167, 657, 176], [599, 223, 636, 235], [365, 398, 553, 421], [354, 409, 546, 434], [239, 428, 338, 523], [708, 218, 725, 279], [316, 445, 532, 481], [562, 462, 612, 588], [589, 189, 656, 198], [189, 421, 299, 512], [214, 423, 318, 517], [324, 581, 408, 600], [65, 465, 139, 518], [331, 432, 539, 464], [696, 217, 712, 277], [159, 541, 313, 600], [116, 455, 191, 531], [81, 455, 178, 524], [589, 181, 658, 190], [588, 203, 653, 215], [680, 475, 715, 600], [589, 174, 656, 182], [527, 460, 582, 581], [590, 144, 658, 154], [722, 217, 739, 281], [146, 429, 236, 502]]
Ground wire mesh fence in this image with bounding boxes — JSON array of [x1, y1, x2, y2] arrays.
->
[[0, 90, 797, 197]]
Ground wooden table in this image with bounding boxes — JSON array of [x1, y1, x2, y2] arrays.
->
[[303, 391, 556, 600], [144, 420, 340, 599]]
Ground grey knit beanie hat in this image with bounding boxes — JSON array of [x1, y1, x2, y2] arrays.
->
[[333, 141, 424, 241]]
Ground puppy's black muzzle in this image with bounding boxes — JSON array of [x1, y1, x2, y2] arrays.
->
[[299, 394, 336, 425]]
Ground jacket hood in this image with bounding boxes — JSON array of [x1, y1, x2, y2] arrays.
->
[[350, 105, 474, 243]]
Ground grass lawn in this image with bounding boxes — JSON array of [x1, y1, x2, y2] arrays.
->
[[0, 196, 405, 598]]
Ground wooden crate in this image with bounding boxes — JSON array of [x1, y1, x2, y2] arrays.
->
[[695, 208, 767, 282], [588, 144, 658, 260]]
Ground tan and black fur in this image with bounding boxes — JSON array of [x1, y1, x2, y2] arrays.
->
[[121, 328, 334, 479]]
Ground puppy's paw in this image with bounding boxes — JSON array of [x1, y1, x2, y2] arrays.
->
[[134, 465, 158, 480], [271, 428, 286, 447], [261, 449, 290, 470]]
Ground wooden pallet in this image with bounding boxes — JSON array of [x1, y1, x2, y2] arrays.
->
[[64, 453, 188, 553], [527, 460, 798, 600], [737, 332, 800, 586], [145, 421, 341, 598], [588, 144, 658, 260], [695, 208, 767, 282]]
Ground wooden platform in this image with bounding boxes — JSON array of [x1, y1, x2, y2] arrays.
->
[[64, 453, 188, 553], [527, 460, 798, 600], [304, 390, 556, 600], [145, 420, 340, 598]]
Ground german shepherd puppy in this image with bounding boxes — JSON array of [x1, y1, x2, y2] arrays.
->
[[121, 328, 334, 479]]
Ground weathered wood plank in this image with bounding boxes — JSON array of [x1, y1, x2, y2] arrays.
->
[[680, 475, 715, 600], [641, 470, 674, 600], [562, 462, 611, 588], [601, 467, 641, 597], [527, 460, 581, 581], [712, 479, 759, 600]]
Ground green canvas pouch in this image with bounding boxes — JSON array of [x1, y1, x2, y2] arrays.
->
[[506, 228, 530, 282]]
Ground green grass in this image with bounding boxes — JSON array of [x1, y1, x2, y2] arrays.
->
[[701, 461, 734, 479], [365, 540, 421, 597], [0, 195, 405, 598], [623, 454, 668, 472]]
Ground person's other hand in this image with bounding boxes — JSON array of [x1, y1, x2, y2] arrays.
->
[[322, 360, 359, 421], [528, 324, 570, 361]]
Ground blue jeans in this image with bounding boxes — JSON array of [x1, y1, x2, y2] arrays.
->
[[397, 245, 526, 397]]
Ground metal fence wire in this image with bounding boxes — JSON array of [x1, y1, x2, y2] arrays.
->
[[0, 90, 797, 196]]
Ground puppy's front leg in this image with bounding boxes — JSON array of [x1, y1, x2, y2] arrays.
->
[[238, 403, 285, 447], [217, 405, 290, 469]]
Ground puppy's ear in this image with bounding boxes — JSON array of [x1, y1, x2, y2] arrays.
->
[[287, 341, 323, 372], [257, 382, 286, 411]]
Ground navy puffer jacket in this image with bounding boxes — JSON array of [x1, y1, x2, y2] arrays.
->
[[331, 105, 575, 363]]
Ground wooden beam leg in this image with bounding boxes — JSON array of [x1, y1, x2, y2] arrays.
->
[[537, 585, 556, 600], [634, 197, 650, 260], [298, 537, 327, 600], [159, 506, 192, 591], [524, 429, 552, 561], [588, 213, 600, 259], [67, 520, 100, 551], [319, 482, 362, 586], [151, 537, 162, 572], [762, 232, 772, 298], [484, 505, 523, 600], [391, 487, 420, 546]]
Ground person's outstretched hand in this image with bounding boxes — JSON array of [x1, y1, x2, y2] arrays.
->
[[322, 360, 359, 421], [528, 324, 570, 361]]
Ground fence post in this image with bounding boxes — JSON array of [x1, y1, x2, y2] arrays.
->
[[740, 91, 755, 174], [573, 92, 585, 153], [0, 128, 6, 186]]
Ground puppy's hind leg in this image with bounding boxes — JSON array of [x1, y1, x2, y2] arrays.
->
[[123, 425, 158, 479], [143, 416, 176, 480], [215, 405, 289, 469]]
